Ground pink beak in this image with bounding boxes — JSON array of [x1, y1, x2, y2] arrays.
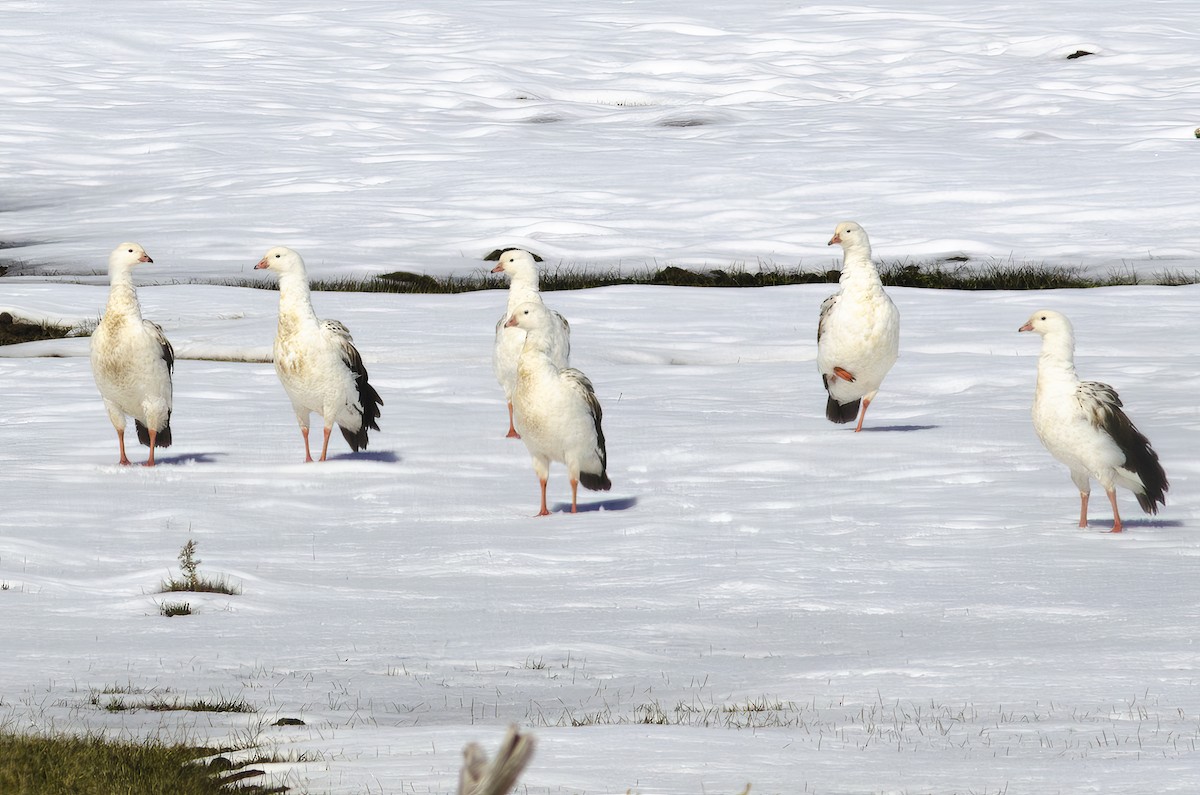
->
[[504, 314, 519, 328], [491, 264, 505, 274], [1018, 322, 1034, 332], [827, 234, 841, 246], [140, 254, 153, 263], [254, 258, 269, 270]]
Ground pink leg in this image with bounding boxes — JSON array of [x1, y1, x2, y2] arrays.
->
[[116, 429, 131, 466], [301, 427, 314, 463], [536, 478, 550, 517], [319, 427, 332, 462], [854, 396, 873, 433], [144, 429, 157, 467], [1105, 489, 1123, 533], [1078, 492, 1089, 528], [506, 402, 521, 439], [570, 479, 579, 513]]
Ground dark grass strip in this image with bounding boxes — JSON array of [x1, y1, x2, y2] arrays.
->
[[217, 260, 1200, 294], [0, 313, 73, 345], [0, 731, 286, 795]]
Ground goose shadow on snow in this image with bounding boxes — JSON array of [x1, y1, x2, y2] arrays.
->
[[547, 496, 639, 514]]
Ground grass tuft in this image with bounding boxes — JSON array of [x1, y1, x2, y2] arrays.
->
[[0, 730, 286, 795], [160, 539, 241, 596], [92, 688, 255, 714], [877, 260, 1100, 290]]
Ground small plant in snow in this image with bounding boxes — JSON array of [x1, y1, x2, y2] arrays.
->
[[159, 602, 192, 618], [179, 539, 200, 589], [159, 539, 241, 595]]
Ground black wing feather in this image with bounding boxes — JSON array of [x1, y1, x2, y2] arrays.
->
[[564, 369, 611, 492], [1080, 381, 1168, 514]]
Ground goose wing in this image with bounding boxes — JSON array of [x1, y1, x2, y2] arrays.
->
[[144, 319, 175, 373], [561, 367, 606, 459], [1077, 380, 1123, 430], [816, 292, 839, 343]]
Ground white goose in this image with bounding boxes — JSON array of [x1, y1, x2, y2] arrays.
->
[[90, 242, 174, 466], [256, 246, 382, 462], [1019, 309, 1168, 533], [506, 301, 609, 515], [816, 221, 900, 432], [491, 249, 570, 438]]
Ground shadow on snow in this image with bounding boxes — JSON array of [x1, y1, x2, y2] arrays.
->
[[548, 496, 639, 514], [325, 449, 402, 463]]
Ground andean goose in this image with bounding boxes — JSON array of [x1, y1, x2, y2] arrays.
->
[[816, 221, 900, 431], [1019, 309, 1168, 533], [506, 301, 609, 515], [90, 242, 174, 466], [491, 249, 570, 438], [256, 246, 382, 462]]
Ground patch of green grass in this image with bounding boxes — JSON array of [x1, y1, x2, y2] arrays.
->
[[99, 696, 255, 714], [0, 313, 75, 346], [877, 260, 1101, 290], [0, 731, 286, 795], [217, 259, 1200, 294]]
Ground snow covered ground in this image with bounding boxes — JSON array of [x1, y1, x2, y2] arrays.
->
[[2, 278, 1199, 794], [3, 2, 1200, 794], [2, 1, 1199, 280]]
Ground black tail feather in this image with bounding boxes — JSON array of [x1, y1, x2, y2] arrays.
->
[[340, 362, 383, 452], [134, 414, 173, 448], [826, 395, 860, 424], [579, 470, 612, 492], [1129, 437, 1168, 515], [1107, 407, 1168, 514], [577, 378, 610, 492]]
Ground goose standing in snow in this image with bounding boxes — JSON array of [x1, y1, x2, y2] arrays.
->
[[506, 301, 609, 515], [816, 221, 900, 431], [491, 249, 569, 438], [256, 246, 382, 462], [90, 242, 174, 466], [1019, 309, 1167, 533]]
